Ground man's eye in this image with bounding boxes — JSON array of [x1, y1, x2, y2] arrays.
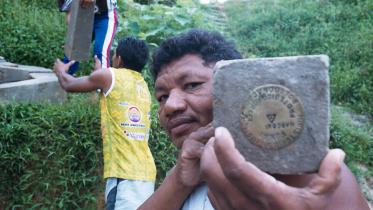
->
[[157, 95, 168, 103], [184, 82, 202, 90]]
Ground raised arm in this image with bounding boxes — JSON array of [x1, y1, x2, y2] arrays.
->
[[53, 57, 111, 93]]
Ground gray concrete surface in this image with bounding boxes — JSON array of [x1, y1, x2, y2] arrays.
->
[[0, 58, 67, 103]]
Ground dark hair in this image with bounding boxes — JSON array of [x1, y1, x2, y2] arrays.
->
[[116, 36, 149, 72], [151, 29, 242, 79]]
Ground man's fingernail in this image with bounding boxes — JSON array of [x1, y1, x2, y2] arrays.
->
[[216, 127, 236, 148], [215, 127, 224, 138]]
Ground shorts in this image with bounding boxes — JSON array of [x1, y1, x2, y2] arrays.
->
[[105, 178, 155, 210]]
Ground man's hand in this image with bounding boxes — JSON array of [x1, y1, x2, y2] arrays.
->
[[175, 124, 214, 187], [201, 127, 345, 210], [80, 0, 95, 8], [53, 59, 75, 76]]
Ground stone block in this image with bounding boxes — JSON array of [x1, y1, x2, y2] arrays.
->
[[213, 55, 330, 174], [64, 0, 95, 61], [0, 59, 67, 104], [0, 66, 31, 84]]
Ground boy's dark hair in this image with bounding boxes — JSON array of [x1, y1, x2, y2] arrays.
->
[[116, 36, 149, 72], [151, 29, 242, 79]]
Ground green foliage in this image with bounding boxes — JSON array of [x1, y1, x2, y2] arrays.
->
[[134, 0, 177, 6], [20, 0, 58, 10], [330, 106, 373, 173], [0, 0, 66, 68], [116, 0, 214, 51], [225, 0, 373, 116], [0, 95, 102, 209]]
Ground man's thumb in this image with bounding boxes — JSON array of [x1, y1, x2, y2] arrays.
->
[[94, 55, 102, 71], [311, 149, 345, 193]]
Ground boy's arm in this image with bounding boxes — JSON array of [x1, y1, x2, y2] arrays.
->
[[53, 58, 111, 93]]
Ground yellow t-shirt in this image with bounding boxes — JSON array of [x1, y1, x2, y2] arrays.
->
[[100, 68, 156, 181]]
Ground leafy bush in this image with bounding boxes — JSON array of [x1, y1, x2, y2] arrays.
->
[[0, 95, 102, 209], [0, 94, 178, 209], [116, 0, 214, 51], [0, 0, 66, 68], [224, 0, 373, 116], [134, 0, 177, 6], [330, 106, 373, 177], [20, 0, 59, 10]]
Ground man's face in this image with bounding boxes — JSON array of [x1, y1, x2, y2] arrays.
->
[[155, 54, 214, 148]]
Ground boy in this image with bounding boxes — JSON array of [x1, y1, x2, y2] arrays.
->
[[54, 36, 156, 210]]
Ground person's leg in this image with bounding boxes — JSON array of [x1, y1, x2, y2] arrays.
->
[[93, 8, 118, 69], [114, 179, 155, 210]]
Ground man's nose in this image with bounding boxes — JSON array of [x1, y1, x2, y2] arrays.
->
[[164, 90, 187, 117]]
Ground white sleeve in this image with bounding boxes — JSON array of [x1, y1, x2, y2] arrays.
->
[[104, 68, 115, 97]]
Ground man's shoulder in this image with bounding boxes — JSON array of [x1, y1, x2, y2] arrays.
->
[[114, 68, 144, 78]]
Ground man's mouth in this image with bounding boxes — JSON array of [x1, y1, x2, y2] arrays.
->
[[166, 116, 196, 137]]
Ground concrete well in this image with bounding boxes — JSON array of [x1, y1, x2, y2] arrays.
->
[[0, 56, 67, 103]]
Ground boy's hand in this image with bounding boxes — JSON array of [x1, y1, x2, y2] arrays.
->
[[93, 55, 102, 71], [80, 0, 95, 8], [53, 59, 75, 76]]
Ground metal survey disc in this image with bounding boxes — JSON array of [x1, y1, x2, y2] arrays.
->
[[240, 84, 305, 149]]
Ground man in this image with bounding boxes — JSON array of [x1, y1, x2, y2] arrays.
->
[[54, 37, 156, 210], [58, 0, 118, 74], [138, 29, 370, 210]]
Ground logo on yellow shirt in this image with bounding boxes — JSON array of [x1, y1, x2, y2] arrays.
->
[[128, 106, 141, 123]]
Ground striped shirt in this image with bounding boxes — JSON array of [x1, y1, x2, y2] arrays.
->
[[59, 0, 117, 13]]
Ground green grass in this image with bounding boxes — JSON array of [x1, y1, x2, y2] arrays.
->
[[0, 93, 177, 209], [0, 94, 102, 209], [330, 106, 373, 170], [0, 0, 66, 68]]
